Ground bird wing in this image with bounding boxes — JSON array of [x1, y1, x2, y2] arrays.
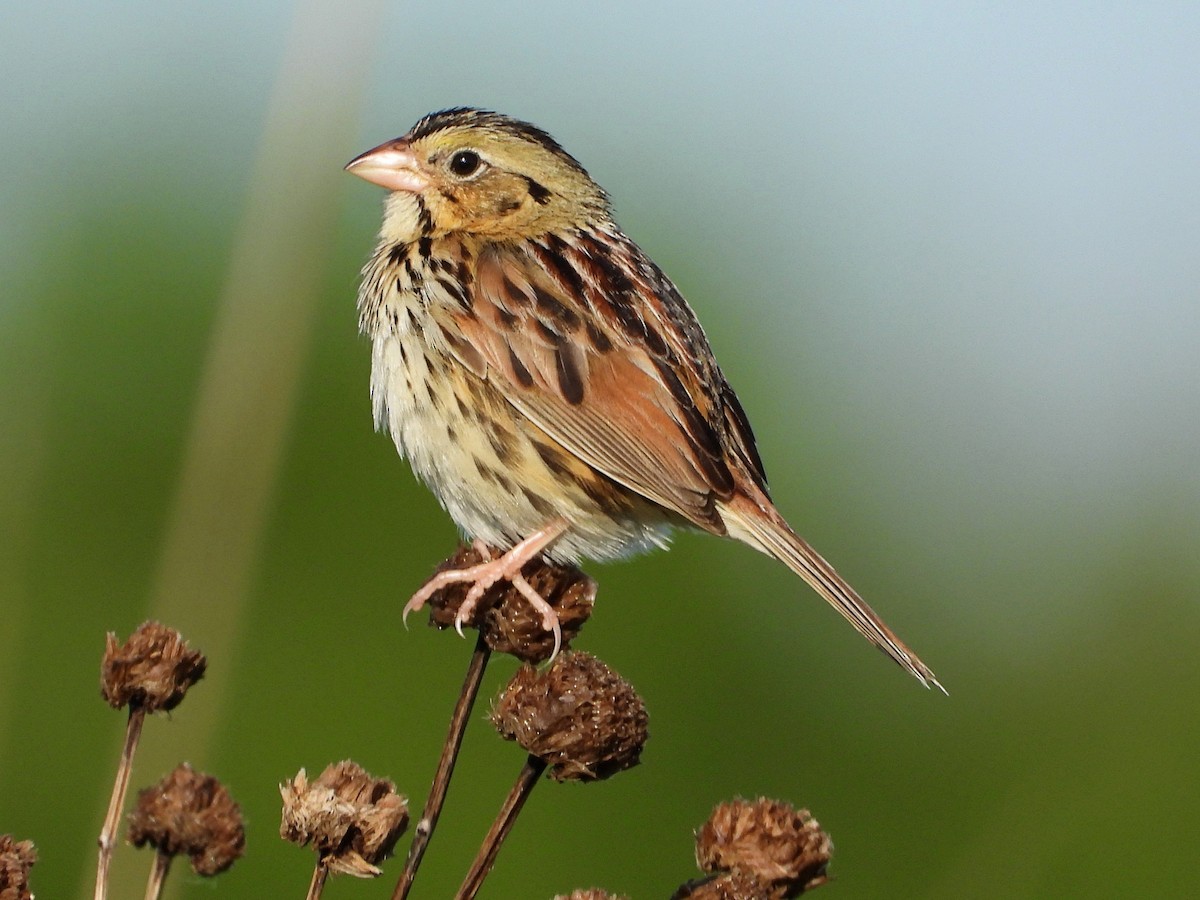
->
[[441, 230, 769, 532], [439, 230, 941, 689]]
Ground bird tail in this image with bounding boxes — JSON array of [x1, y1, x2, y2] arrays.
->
[[721, 496, 944, 692]]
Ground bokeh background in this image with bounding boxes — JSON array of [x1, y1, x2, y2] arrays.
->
[[3, 2, 1198, 897]]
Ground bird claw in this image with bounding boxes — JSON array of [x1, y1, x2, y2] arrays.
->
[[404, 520, 570, 653]]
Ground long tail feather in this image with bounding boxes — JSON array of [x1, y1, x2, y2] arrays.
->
[[722, 498, 944, 692]]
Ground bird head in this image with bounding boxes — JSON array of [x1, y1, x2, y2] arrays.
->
[[347, 108, 610, 243]]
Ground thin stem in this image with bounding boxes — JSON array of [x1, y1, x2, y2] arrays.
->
[[392, 632, 492, 900], [96, 704, 147, 900], [143, 851, 172, 900], [455, 754, 547, 900], [306, 859, 329, 900]]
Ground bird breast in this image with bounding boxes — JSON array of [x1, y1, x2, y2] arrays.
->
[[358, 239, 673, 562]]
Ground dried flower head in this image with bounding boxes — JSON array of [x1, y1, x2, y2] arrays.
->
[[127, 763, 245, 876], [0, 835, 37, 900], [695, 798, 832, 896], [491, 651, 648, 782], [553, 890, 629, 900], [427, 545, 595, 663], [101, 621, 206, 712], [671, 871, 775, 899], [280, 761, 409, 877]]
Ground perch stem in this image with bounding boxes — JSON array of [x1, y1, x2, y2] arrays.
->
[[455, 754, 547, 900], [143, 851, 172, 900], [392, 631, 492, 900], [95, 704, 147, 900]]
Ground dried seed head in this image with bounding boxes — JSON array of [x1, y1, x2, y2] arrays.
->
[[553, 890, 629, 900], [491, 651, 648, 782], [0, 835, 37, 900], [280, 761, 409, 877], [127, 763, 245, 876], [695, 798, 832, 896], [101, 621, 206, 712], [427, 544, 595, 663], [671, 871, 776, 899]]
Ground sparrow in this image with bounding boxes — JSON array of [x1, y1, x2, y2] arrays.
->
[[347, 108, 940, 689]]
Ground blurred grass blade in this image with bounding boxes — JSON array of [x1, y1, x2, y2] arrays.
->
[[77, 0, 388, 896]]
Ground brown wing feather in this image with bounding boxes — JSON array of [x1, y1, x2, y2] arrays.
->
[[445, 230, 758, 532], [438, 229, 941, 689]]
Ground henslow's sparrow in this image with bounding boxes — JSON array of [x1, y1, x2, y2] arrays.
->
[[347, 108, 939, 689]]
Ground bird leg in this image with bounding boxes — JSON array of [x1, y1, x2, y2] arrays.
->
[[404, 518, 570, 655]]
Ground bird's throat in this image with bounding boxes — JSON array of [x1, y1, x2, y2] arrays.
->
[[380, 191, 431, 244]]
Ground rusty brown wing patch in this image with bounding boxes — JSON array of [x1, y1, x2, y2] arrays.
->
[[443, 234, 740, 532]]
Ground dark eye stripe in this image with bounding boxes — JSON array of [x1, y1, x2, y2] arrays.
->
[[523, 176, 552, 204]]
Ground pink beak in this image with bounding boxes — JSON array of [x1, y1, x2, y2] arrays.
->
[[345, 139, 430, 193]]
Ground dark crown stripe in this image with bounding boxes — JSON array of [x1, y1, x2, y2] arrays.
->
[[406, 107, 589, 175]]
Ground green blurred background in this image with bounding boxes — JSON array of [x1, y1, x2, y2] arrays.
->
[[3, 3, 1198, 897]]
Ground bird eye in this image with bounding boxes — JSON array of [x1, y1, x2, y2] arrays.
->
[[447, 150, 482, 177]]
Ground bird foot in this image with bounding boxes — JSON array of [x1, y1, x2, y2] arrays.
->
[[403, 519, 570, 657]]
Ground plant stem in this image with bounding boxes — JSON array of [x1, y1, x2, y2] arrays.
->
[[306, 859, 329, 900], [392, 631, 492, 900], [143, 851, 172, 900], [455, 754, 547, 900], [96, 704, 147, 900]]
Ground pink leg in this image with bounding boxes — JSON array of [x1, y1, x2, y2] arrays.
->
[[510, 572, 563, 660], [403, 519, 570, 653]]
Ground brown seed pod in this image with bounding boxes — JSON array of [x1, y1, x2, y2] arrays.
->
[[0, 835, 37, 900], [100, 621, 206, 712], [491, 650, 648, 782], [280, 761, 408, 877], [671, 870, 779, 899], [694, 798, 832, 896], [426, 544, 595, 663], [127, 763, 245, 876]]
